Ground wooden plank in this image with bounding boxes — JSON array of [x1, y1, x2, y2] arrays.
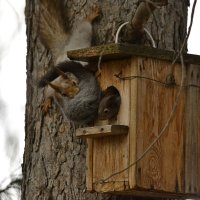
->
[[95, 59, 132, 127], [185, 64, 200, 194], [94, 181, 129, 193], [92, 60, 131, 191], [136, 57, 185, 193], [67, 43, 200, 65], [110, 190, 198, 199], [128, 57, 138, 189], [92, 135, 129, 187], [76, 125, 129, 138], [86, 139, 93, 191]]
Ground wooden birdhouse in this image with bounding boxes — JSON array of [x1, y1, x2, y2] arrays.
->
[[68, 43, 200, 198]]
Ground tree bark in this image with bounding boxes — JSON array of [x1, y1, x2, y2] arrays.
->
[[22, 0, 188, 199]]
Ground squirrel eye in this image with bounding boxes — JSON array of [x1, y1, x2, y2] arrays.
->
[[104, 108, 109, 114], [72, 81, 77, 86], [61, 93, 67, 97]]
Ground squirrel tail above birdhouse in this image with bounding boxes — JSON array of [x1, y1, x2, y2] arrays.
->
[[38, 0, 101, 64]]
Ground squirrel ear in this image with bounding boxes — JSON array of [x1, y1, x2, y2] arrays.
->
[[103, 108, 109, 114], [48, 82, 61, 93], [55, 67, 68, 79]]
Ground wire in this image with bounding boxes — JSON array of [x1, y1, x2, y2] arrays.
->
[[115, 21, 156, 48], [114, 74, 200, 89], [115, 22, 129, 44], [144, 27, 156, 48]]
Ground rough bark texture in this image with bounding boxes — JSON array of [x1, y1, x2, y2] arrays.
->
[[22, 0, 188, 199]]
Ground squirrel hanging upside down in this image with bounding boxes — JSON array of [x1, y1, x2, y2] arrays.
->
[[38, 0, 102, 124]]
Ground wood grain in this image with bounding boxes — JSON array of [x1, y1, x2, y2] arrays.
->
[[92, 60, 131, 191], [86, 139, 93, 191], [185, 64, 200, 194], [135, 57, 185, 192], [67, 43, 200, 65], [128, 57, 138, 189], [76, 125, 129, 138], [84, 57, 200, 197], [94, 181, 129, 193]]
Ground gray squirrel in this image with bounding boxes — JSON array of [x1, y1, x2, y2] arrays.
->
[[39, 62, 101, 124], [98, 86, 121, 120], [38, 0, 101, 124]]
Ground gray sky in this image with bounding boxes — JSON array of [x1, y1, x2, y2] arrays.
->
[[188, 0, 200, 54], [0, 0, 26, 186]]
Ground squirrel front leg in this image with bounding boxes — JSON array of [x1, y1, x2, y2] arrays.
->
[[42, 97, 52, 113], [86, 4, 101, 23]]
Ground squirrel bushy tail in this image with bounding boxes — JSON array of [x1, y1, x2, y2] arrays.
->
[[39, 0, 100, 64], [39, 0, 70, 62]]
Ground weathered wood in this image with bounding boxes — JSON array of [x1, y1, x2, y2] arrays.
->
[[91, 59, 131, 192], [128, 57, 138, 189], [136, 57, 185, 193], [110, 190, 194, 199], [94, 181, 129, 193], [67, 43, 200, 65], [185, 64, 200, 193], [83, 56, 200, 198], [86, 139, 93, 191], [92, 135, 129, 190], [95, 59, 132, 126], [76, 125, 129, 138]]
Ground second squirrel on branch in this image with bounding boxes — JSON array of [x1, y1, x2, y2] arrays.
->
[[38, 0, 102, 124]]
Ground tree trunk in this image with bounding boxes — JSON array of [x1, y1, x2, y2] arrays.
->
[[22, 0, 188, 199]]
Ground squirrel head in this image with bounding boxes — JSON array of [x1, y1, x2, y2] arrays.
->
[[48, 72, 80, 98], [98, 94, 121, 120], [98, 86, 121, 120]]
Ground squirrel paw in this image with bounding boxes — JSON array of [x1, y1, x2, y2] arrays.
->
[[42, 98, 52, 113], [87, 4, 101, 22]]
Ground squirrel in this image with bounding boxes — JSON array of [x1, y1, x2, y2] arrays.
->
[[40, 68, 80, 113], [39, 62, 101, 124], [98, 86, 121, 120], [38, 0, 102, 124]]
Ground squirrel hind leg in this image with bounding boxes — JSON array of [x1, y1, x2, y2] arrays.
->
[[86, 4, 101, 22], [42, 98, 52, 113]]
